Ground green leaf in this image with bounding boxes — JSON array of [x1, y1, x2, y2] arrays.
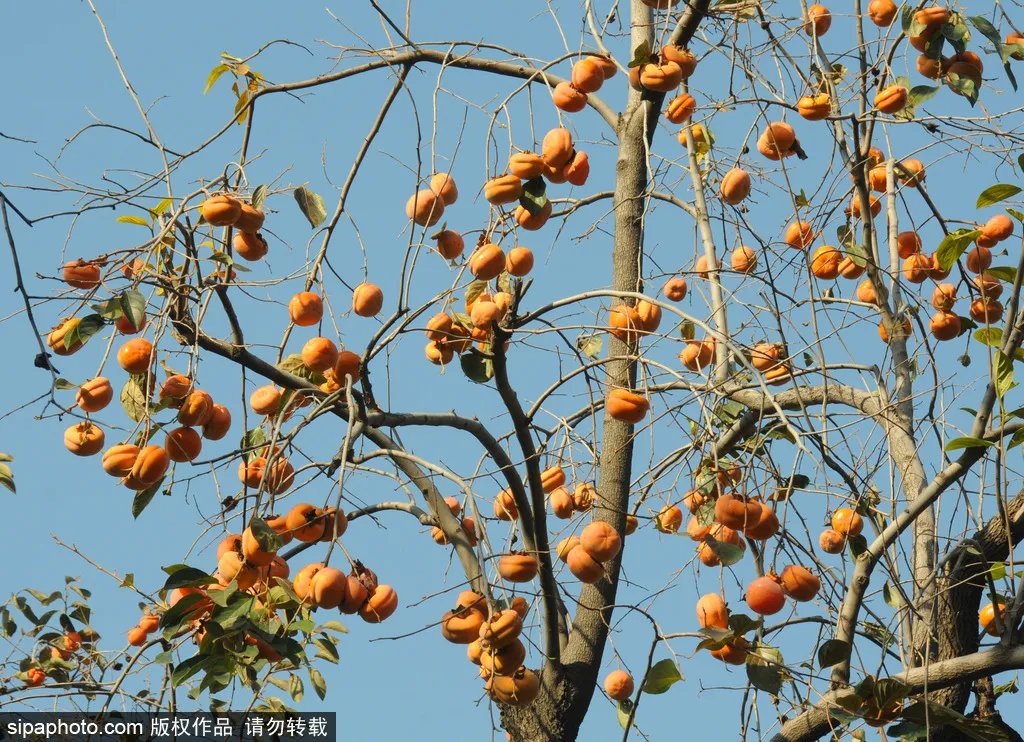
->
[[727, 613, 762, 635], [131, 477, 164, 518], [845, 242, 869, 268], [746, 654, 784, 695], [977, 184, 1022, 209], [170, 654, 207, 686], [993, 677, 1018, 698], [577, 334, 603, 359], [935, 229, 982, 271], [249, 517, 282, 553], [995, 352, 1016, 398], [65, 314, 106, 350], [120, 375, 151, 423], [519, 177, 548, 215], [203, 64, 231, 94], [160, 594, 208, 631], [989, 561, 1007, 581], [640, 658, 682, 694], [119, 290, 147, 332], [1019, 154, 1024, 175], [460, 352, 494, 384], [313, 636, 339, 663], [847, 533, 868, 558], [984, 267, 1018, 283], [817, 639, 852, 668], [896, 85, 939, 120], [706, 536, 744, 566], [1010, 428, 1024, 450], [162, 567, 216, 592], [0, 463, 15, 494], [968, 16, 1001, 50], [150, 198, 173, 217], [944, 436, 995, 452], [53, 378, 77, 390], [902, 700, 1011, 742], [628, 40, 653, 68], [117, 214, 151, 227], [308, 667, 326, 700], [251, 184, 268, 211], [210, 593, 253, 629], [883, 582, 905, 608], [318, 620, 348, 634], [616, 699, 634, 730], [1009, 208, 1024, 224], [288, 673, 304, 703], [240, 427, 267, 462], [293, 186, 327, 228]]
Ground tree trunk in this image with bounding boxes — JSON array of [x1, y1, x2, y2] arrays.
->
[[929, 489, 1024, 740]]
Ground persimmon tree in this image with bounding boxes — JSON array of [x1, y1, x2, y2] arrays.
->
[[3, 1, 1024, 740]]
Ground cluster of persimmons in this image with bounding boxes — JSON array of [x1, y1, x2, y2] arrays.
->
[[36, 0, 1020, 710]]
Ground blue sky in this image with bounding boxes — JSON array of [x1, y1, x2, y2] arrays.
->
[[1, 1, 1022, 740]]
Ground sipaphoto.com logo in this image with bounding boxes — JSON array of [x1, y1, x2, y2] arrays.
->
[[4, 716, 144, 738]]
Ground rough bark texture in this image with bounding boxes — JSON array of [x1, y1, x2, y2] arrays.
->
[[929, 489, 1024, 741]]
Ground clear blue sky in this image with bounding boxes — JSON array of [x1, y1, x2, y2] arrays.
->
[[1, 2, 1021, 740]]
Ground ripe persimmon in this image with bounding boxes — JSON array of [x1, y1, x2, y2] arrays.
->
[[352, 282, 383, 318], [929, 312, 961, 341], [429, 173, 459, 206], [129, 445, 169, 487], [680, 339, 715, 371], [468, 243, 506, 281], [201, 194, 241, 226], [405, 189, 444, 227], [875, 85, 908, 113], [178, 390, 213, 427], [720, 168, 751, 205], [730, 245, 757, 273], [434, 229, 465, 259], [76, 377, 113, 412], [797, 93, 831, 121], [48, 318, 84, 356], [746, 576, 786, 615], [606, 389, 650, 424], [868, 0, 897, 25], [63, 259, 101, 289], [665, 93, 697, 124], [979, 602, 1007, 636], [498, 553, 539, 582], [233, 231, 268, 261], [117, 338, 154, 374], [64, 422, 105, 456], [695, 593, 729, 629], [506, 246, 534, 276], [663, 276, 688, 300], [780, 565, 820, 601], [566, 545, 604, 583], [286, 503, 326, 543], [333, 349, 361, 384], [552, 81, 587, 112], [165, 427, 202, 462], [494, 489, 519, 521], [102, 444, 139, 477], [289, 292, 323, 326], [580, 521, 622, 562], [803, 4, 831, 35], [656, 504, 683, 533], [301, 337, 338, 372], [832, 507, 864, 536], [603, 670, 634, 701]]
